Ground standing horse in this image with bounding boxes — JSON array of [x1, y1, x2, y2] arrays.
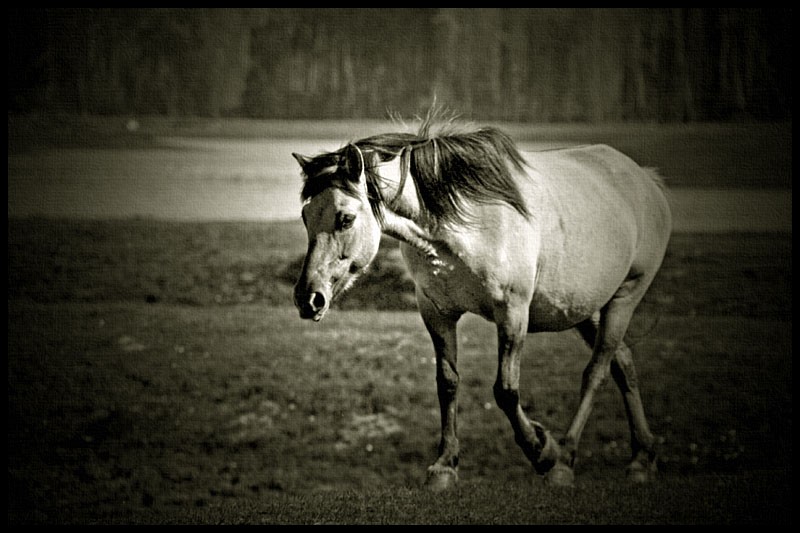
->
[[291, 118, 672, 490]]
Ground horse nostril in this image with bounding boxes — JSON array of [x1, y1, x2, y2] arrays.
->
[[309, 292, 327, 312]]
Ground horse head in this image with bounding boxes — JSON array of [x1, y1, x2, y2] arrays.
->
[[292, 144, 382, 321]]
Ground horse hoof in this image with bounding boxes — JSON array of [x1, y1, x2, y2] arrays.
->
[[544, 462, 575, 487], [626, 460, 657, 484], [425, 466, 458, 492]]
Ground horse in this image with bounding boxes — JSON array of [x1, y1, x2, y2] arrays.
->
[[291, 117, 672, 490]]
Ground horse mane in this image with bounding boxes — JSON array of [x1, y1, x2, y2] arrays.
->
[[357, 119, 531, 226], [299, 116, 531, 227]]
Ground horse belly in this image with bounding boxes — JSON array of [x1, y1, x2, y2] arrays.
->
[[527, 288, 603, 332], [527, 250, 631, 333]]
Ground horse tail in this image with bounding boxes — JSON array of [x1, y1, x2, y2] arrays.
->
[[644, 167, 667, 191]]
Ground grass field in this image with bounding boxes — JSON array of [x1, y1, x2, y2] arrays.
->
[[7, 219, 792, 524]]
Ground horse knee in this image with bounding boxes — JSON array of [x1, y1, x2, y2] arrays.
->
[[436, 360, 459, 394]]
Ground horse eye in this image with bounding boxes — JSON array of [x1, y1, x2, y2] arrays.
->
[[337, 213, 356, 231]]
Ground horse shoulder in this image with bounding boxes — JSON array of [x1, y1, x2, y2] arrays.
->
[[401, 205, 540, 320]]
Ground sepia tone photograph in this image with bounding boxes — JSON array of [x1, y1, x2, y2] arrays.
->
[[8, 8, 791, 524]]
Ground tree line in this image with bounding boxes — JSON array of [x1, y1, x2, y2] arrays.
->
[[8, 8, 791, 122]]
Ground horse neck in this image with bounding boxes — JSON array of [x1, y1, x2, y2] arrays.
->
[[373, 149, 421, 219], [375, 157, 438, 259]]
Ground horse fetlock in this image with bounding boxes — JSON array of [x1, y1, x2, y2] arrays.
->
[[492, 383, 518, 412], [556, 435, 580, 467], [436, 441, 460, 468], [541, 430, 562, 464], [633, 432, 658, 458], [524, 426, 559, 474]]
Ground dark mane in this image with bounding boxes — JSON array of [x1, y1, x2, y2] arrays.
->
[[357, 123, 531, 226], [299, 121, 531, 227]]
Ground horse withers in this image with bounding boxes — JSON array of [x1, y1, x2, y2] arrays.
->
[[291, 118, 672, 490]]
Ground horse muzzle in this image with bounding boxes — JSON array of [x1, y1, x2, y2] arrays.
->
[[294, 284, 330, 322]]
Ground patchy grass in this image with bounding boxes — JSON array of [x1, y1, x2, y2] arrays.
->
[[7, 220, 792, 524], [7, 303, 792, 524]]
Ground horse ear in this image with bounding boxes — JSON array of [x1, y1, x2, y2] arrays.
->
[[292, 152, 312, 170], [340, 144, 364, 182]]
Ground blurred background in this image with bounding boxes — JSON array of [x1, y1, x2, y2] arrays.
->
[[7, 8, 792, 122], [7, 8, 793, 224]]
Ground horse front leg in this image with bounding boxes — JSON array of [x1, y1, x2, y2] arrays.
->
[[417, 289, 462, 492], [493, 305, 561, 479]]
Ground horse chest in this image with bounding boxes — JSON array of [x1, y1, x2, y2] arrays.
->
[[400, 243, 493, 318]]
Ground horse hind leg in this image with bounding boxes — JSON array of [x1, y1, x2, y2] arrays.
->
[[570, 303, 658, 483], [610, 343, 658, 482]]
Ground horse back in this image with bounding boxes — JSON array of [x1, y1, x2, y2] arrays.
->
[[525, 144, 671, 249]]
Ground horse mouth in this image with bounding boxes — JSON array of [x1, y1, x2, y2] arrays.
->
[[295, 273, 359, 322], [297, 301, 329, 322], [311, 308, 328, 322], [295, 287, 332, 322]]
